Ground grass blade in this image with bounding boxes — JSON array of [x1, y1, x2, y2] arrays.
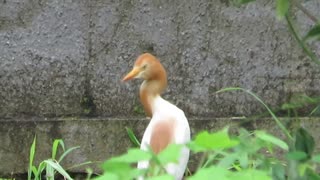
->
[[126, 127, 141, 147], [310, 105, 320, 116], [303, 24, 320, 42], [46, 162, 54, 180], [216, 87, 293, 141], [58, 146, 80, 162], [86, 168, 93, 180], [44, 159, 73, 180], [28, 136, 36, 180], [67, 161, 94, 170], [31, 166, 38, 179], [38, 161, 46, 180], [276, 0, 289, 20], [285, 15, 320, 65], [52, 139, 64, 159], [255, 131, 289, 150]]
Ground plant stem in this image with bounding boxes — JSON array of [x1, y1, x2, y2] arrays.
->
[[285, 15, 320, 65], [292, 0, 319, 23], [196, 152, 208, 171]]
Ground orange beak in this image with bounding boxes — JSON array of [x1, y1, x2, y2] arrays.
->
[[122, 67, 141, 82]]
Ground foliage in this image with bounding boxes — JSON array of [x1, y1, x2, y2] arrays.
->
[[95, 86, 320, 179], [27, 137, 92, 180]]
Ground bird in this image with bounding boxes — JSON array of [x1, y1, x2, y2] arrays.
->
[[122, 53, 190, 179]]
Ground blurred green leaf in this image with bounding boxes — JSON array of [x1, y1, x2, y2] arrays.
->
[[272, 163, 286, 180], [238, 152, 249, 168], [312, 154, 320, 163], [93, 172, 119, 180], [190, 128, 239, 152], [157, 144, 183, 165], [101, 148, 150, 179], [286, 151, 308, 161], [304, 24, 320, 42], [218, 154, 237, 168], [188, 166, 229, 180], [230, 169, 271, 180], [276, 0, 289, 20], [304, 167, 320, 179], [102, 161, 132, 174], [255, 131, 288, 150], [146, 174, 174, 180], [107, 148, 152, 164], [295, 128, 315, 158], [102, 161, 145, 179]]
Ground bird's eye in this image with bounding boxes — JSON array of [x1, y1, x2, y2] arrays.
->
[[142, 65, 147, 69]]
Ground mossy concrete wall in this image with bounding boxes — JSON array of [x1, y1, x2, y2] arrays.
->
[[0, 0, 320, 176]]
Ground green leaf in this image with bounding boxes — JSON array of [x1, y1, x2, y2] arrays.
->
[[52, 139, 64, 159], [276, 0, 289, 20], [58, 146, 80, 162], [218, 154, 237, 168], [238, 152, 248, 168], [101, 160, 145, 180], [271, 163, 286, 180], [286, 151, 308, 161], [295, 127, 315, 157], [93, 172, 119, 180], [190, 128, 239, 152], [146, 174, 174, 180], [101, 148, 150, 179], [102, 161, 132, 174], [312, 154, 320, 163], [188, 166, 229, 180], [304, 24, 320, 42], [107, 148, 152, 164], [126, 127, 141, 147], [229, 169, 271, 180], [44, 159, 73, 180], [28, 136, 36, 180], [304, 167, 320, 179], [255, 131, 288, 150], [157, 144, 183, 165]]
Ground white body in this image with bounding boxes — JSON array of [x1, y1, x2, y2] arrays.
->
[[138, 96, 190, 180]]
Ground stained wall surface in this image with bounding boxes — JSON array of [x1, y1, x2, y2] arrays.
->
[[1, 0, 319, 118]]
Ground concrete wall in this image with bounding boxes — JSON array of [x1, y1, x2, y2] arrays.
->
[[0, 0, 320, 177], [1, 0, 319, 118]]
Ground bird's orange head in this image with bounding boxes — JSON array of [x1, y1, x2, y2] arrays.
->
[[122, 53, 166, 82]]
